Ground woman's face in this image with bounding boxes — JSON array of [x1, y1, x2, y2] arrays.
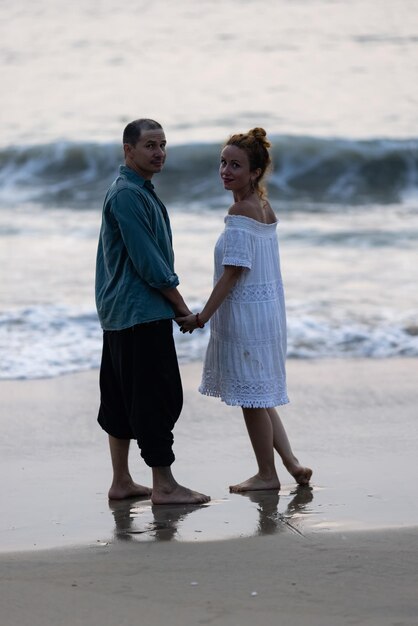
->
[[219, 145, 252, 193]]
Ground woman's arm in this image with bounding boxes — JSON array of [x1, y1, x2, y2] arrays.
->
[[178, 265, 243, 332], [200, 265, 243, 324]]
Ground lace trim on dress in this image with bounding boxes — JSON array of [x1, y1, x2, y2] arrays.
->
[[222, 256, 252, 269], [228, 279, 283, 303], [199, 371, 289, 408]]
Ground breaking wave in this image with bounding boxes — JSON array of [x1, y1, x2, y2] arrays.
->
[[0, 135, 417, 208]]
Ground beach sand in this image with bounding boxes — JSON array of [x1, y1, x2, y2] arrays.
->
[[1, 359, 418, 625]]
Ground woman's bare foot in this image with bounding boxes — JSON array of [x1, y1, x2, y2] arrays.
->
[[288, 464, 312, 486], [229, 473, 281, 493], [151, 484, 210, 505], [108, 479, 152, 501]]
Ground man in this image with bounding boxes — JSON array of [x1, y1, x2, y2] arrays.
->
[[95, 118, 209, 505]]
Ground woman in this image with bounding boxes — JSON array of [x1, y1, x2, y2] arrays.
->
[[178, 128, 312, 492]]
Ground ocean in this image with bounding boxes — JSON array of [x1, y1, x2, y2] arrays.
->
[[1, 0, 417, 379]]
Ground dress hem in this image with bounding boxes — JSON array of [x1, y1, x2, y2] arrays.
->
[[199, 387, 289, 408]]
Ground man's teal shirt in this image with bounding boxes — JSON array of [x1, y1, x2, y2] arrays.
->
[[95, 165, 179, 330]]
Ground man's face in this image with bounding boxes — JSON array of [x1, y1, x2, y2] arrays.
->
[[124, 129, 167, 179]]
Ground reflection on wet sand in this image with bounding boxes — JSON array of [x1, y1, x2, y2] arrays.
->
[[108, 485, 314, 542], [240, 485, 314, 537], [109, 498, 208, 542]]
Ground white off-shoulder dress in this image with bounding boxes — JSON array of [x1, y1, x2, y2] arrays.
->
[[199, 214, 289, 408]]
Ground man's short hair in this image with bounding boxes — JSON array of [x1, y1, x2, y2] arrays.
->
[[123, 119, 163, 146]]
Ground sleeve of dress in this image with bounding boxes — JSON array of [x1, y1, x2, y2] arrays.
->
[[222, 226, 255, 269]]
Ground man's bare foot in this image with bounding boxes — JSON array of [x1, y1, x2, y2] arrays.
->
[[108, 479, 152, 501], [229, 473, 281, 493], [151, 467, 210, 505], [151, 484, 210, 505]]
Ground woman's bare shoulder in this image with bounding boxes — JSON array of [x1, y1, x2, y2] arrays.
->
[[228, 200, 277, 223], [228, 201, 256, 218]]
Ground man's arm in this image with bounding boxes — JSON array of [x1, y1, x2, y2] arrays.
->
[[160, 287, 192, 317], [113, 188, 179, 290]]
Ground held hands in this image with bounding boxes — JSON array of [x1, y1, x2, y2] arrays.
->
[[176, 313, 205, 334], [177, 314, 196, 333]]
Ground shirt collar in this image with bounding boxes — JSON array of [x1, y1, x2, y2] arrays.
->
[[119, 165, 155, 189]]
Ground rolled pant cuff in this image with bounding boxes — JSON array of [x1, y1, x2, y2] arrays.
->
[[141, 450, 175, 468]]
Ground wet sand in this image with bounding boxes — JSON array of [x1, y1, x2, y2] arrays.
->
[[1, 359, 418, 624]]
